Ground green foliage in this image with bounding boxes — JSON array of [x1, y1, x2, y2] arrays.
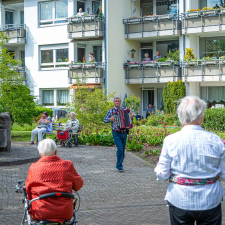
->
[[33, 106, 53, 122], [203, 108, 225, 131], [0, 84, 36, 125], [168, 49, 179, 62], [158, 57, 168, 62], [12, 123, 37, 131], [124, 94, 140, 113], [162, 80, 186, 113], [72, 79, 114, 131]]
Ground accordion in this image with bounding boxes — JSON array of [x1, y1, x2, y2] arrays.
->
[[112, 108, 133, 131]]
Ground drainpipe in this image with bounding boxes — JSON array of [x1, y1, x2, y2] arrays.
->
[[103, 0, 107, 90]]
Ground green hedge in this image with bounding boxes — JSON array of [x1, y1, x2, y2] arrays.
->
[[203, 108, 225, 131], [34, 107, 53, 118]]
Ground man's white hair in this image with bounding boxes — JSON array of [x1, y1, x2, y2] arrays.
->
[[70, 112, 75, 116], [177, 96, 206, 126], [38, 139, 57, 156]]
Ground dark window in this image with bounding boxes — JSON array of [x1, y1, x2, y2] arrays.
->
[[5, 11, 13, 25], [92, 1, 100, 15], [141, 49, 153, 61], [77, 1, 85, 13], [93, 46, 102, 62], [77, 48, 85, 62]]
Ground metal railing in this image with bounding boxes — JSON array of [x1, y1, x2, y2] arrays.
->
[[68, 62, 105, 84], [0, 24, 26, 43], [124, 61, 181, 83], [68, 15, 104, 38], [182, 58, 225, 81], [123, 14, 181, 39], [182, 9, 225, 33]]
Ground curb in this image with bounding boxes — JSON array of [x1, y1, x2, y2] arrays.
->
[[0, 157, 40, 167]]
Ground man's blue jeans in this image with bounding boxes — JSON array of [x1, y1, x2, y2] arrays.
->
[[112, 130, 128, 170]]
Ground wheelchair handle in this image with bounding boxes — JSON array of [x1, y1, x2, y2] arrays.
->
[[39, 192, 75, 200]]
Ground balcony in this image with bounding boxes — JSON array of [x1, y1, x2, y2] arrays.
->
[[182, 9, 225, 35], [0, 24, 26, 44], [68, 62, 105, 84], [182, 59, 225, 82], [68, 15, 104, 40], [124, 61, 181, 84], [123, 14, 181, 40]]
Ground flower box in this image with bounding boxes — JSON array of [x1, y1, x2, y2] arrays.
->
[[158, 14, 174, 20], [186, 11, 201, 18], [202, 60, 217, 65], [220, 8, 225, 14], [202, 10, 219, 16]]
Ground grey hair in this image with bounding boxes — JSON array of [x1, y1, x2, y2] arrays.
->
[[145, 53, 149, 57], [177, 96, 206, 125], [38, 139, 57, 157], [114, 97, 121, 101], [70, 112, 75, 116]]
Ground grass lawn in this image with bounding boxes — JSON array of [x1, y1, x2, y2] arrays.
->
[[11, 131, 56, 142]]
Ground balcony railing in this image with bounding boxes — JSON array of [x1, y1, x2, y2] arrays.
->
[[67, 15, 104, 40], [0, 24, 26, 44], [182, 9, 225, 34], [123, 14, 181, 39], [124, 61, 181, 84], [182, 59, 225, 82], [68, 62, 105, 84]]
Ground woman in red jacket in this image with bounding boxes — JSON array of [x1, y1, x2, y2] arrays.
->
[[25, 139, 84, 223]]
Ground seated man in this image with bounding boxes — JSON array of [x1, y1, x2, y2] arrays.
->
[[26, 139, 84, 223], [153, 51, 161, 61], [65, 112, 79, 146], [77, 8, 85, 16], [30, 112, 53, 144]]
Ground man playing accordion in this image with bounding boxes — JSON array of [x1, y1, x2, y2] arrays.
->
[[103, 97, 133, 172]]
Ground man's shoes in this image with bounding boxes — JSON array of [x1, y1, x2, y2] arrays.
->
[[118, 169, 124, 172], [29, 142, 34, 145]]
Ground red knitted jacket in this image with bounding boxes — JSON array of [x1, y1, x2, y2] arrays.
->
[[25, 155, 84, 222]]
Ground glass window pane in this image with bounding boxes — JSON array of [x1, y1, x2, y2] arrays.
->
[[57, 90, 69, 105], [205, 38, 225, 57], [200, 0, 221, 9], [92, 1, 100, 14], [41, 50, 53, 63], [156, 0, 178, 15], [40, 2, 53, 21], [20, 11, 24, 25], [5, 11, 13, 25], [55, 1, 68, 19], [77, 1, 85, 13], [43, 90, 54, 106], [56, 49, 68, 62]]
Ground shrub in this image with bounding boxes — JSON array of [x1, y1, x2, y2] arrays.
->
[[33, 107, 53, 122], [203, 108, 225, 131], [162, 80, 186, 113]]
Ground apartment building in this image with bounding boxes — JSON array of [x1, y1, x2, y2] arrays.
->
[[0, 0, 224, 115]]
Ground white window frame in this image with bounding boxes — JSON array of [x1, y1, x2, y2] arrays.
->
[[39, 0, 68, 26], [41, 89, 69, 106], [40, 44, 69, 70]]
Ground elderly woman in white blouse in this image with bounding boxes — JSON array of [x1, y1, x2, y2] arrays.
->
[[155, 96, 225, 225]]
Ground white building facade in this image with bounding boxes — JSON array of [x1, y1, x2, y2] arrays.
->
[[0, 0, 224, 115]]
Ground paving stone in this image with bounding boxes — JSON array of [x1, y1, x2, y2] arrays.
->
[[0, 144, 225, 224]]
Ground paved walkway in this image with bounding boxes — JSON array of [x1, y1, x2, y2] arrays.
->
[[1, 143, 225, 225]]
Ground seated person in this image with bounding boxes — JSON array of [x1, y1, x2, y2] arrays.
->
[[26, 139, 84, 223], [153, 51, 161, 61], [143, 53, 151, 61], [30, 112, 53, 144], [65, 112, 79, 145], [77, 8, 85, 16], [146, 104, 155, 119], [136, 113, 142, 121]]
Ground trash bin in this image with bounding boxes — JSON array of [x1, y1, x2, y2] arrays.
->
[[0, 112, 11, 151]]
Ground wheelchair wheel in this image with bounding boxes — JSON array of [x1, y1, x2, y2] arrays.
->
[[67, 142, 72, 148]]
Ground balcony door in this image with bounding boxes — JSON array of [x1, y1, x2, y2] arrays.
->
[[141, 49, 153, 61], [77, 1, 85, 13], [156, 0, 178, 15], [93, 46, 102, 62], [143, 90, 154, 112], [200, 0, 224, 9], [141, 0, 153, 16], [92, 1, 100, 15], [77, 47, 85, 62], [5, 11, 13, 26]]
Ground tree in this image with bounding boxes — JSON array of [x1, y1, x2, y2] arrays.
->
[[71, 79, 114, 131], [162, 80, 186, 113], [124, 94, 140, 113], [0, 32, 36, 125]]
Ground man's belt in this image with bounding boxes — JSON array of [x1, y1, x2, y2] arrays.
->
[[169, 175, 219, 186]]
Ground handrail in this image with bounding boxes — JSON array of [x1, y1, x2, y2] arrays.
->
[[0, 24, 26, 31], [68, 15, 104, 23], [69, 62, 104, 69]]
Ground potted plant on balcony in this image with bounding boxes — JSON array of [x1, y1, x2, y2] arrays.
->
[[202, 56, 217, 65], [184, 48, 198, 66], [186, 9, 201, 18], [220, 7, 225, 14], [202, 7, 219, 16], [130, 49, 136, 58], [158, 57, 171, 67]]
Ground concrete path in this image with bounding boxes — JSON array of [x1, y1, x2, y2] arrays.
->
[[1, 143, 225, 225]]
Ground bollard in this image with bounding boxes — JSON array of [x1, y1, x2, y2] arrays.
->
[[0, 112, 11, 151]]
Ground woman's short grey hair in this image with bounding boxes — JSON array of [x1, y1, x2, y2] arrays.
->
[[38, 139, 57, 157], [70, 112, 75, 116], [145, 53, 149, 57], [177, 96, 206, 125]]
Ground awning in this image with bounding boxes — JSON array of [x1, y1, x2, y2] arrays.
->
[[69, 84, 101, 89]]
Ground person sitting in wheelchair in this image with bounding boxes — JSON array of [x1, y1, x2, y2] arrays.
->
[[25, 139, 84, 223]]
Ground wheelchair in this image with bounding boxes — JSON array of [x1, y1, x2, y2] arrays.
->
[[16, 181, 80, 225]]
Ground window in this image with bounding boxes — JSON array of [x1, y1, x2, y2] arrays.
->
[[39, 0, 68, 26], [156, 0, 178, 15], [92, 1, 100, 15], [201, 87, 225, 106], [200, 0, 224, 9], [141, 0, 153, 16], [77, 1, 85, 13], [43, 90, 54, 106], [40, 45, 69, 69], [20, 11, 24, 25], [5, 11, 13, 25], [57, 90, 69, 105], [42, 89, 69, 106]]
